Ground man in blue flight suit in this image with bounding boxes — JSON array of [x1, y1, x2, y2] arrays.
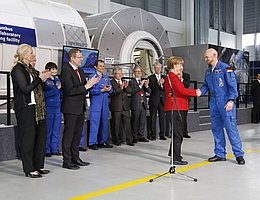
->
[[88, 59, 113, 150], [199, 48, 245, 165]]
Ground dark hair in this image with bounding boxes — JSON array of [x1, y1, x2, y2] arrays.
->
[[45, 62, 57, 70], [68, 48, 81, 62], [94, 59, 104, 67]]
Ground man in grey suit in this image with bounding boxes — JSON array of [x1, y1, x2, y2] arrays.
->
[[60, 48, 99, 170], [129, 66, 151, 143]]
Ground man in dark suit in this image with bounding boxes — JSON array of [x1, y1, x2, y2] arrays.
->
[[129, 66, 151, 143], [180, 71, 191, 138], [110, 67, 134, 146], [60, 48, 99, 170], [148, 62, 167, 140], [250, 73, 260, 123]]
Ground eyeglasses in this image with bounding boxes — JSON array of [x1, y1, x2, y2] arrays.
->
[[134, 71, 142, 73]]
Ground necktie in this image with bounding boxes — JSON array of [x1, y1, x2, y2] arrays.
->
[[75, 69, 81, 82], [118, 80, 121, 86], [138, 79, 141, 85]]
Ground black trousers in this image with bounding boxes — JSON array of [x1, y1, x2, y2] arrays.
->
[[252, 100, 260, 122], [111, 110, 132, 144], [131, 103, 146, 139], [166, 110, 185, 161], [149, 100, 165, 138], [15, 105, 47, 173], [183, 110, 188, 135], [62, 112, 84, 164]]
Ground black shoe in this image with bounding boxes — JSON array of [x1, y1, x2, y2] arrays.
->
[[159, 136, 167, 140], [62, 162, 80, 170], [126, 139, 135, 146], [45, 153, 52, 157], [208, 155, 226, 162], [37, 169, 50, 174], [172, 160, 188, 165], [150, 137, 156, 141], [89, 144, 99, 150], [79, 147, 87, 152], [236, 156, 245, 165], [73, 159, 90, 166], [138, 137, 149, 142], [99, 142, 113, 148], [132, 138, 138, 143], [113, 142, 121, 146], [25, 172, 42, 178], [183, 134, 191, 138], [52, 152, 62, 156]]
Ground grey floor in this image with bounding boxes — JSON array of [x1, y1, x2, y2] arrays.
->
[[0, 123, 260, 200]]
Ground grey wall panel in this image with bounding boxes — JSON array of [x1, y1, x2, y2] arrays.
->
[[112, 8, 143, 36], [34, 17, 64, 47], [141, 9, 165, 40], [90, 19, 110, 49], [98, 20, 127, 60], [85, 11, 117, 33], [63, 24, 88, 47]]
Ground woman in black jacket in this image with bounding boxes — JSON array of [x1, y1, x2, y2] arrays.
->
[[11, 44, 51, 178]]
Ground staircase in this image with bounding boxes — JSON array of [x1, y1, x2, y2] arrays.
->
[[198, 109, 212, 131]]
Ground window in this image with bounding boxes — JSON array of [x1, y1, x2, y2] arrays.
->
[[209, 0, 234, 34]]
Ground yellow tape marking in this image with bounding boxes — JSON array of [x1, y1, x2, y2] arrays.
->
[[70, 150, 260, 200]]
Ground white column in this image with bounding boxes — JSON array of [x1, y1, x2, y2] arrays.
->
[[183, 0, 195, 45], [235, 0, 243, 50]]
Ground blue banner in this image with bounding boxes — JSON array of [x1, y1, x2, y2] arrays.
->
[[0, 23, 36, 47]]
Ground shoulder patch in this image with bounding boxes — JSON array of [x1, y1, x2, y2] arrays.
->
[[226, 67, 233, 72], [206, 70, 211, 76]]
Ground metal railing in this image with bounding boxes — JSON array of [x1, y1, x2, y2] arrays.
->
[[0, 70, 252, 125], [0, 71, 12, 125]]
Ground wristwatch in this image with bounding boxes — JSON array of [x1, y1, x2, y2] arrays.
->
[[228, 99, 234, 103]]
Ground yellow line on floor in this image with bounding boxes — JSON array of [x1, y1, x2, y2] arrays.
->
[[69, 149, 260, 200]]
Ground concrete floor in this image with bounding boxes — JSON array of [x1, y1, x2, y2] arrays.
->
[[0, 123, 260, 200]]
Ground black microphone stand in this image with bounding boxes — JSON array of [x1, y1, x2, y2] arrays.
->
[[149, 73, 197, 183]]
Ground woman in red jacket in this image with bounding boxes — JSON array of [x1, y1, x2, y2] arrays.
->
[[164, 56, 200, 165]]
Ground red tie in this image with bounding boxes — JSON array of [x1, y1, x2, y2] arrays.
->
[[75, 69, 81, 82], [118, 80, 121, 86]]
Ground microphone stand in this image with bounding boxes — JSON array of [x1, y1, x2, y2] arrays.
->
[[149, 73, 197, 183]]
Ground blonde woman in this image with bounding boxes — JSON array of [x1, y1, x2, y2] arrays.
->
[[11, 44, 51, 178]]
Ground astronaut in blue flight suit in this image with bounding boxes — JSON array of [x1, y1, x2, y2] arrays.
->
[[199, 48, 245, 165], [88, 59, 113, 150], [44, 62, 62, 157]]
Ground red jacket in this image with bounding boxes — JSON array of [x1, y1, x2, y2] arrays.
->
[[164, 71, 197, 111]]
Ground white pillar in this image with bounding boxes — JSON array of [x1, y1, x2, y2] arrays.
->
[[235, 0, 243, 50], [183, 0, 195, 45]]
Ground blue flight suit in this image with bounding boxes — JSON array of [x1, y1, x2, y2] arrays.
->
[[44, 76, 62, 154], [200, 61, 244, 158], [88, 72, 113, 146]]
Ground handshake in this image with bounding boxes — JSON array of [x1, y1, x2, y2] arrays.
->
[[196, 89, 202, 97]]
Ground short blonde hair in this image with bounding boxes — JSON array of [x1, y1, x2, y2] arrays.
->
[[167, 56, 184, 70]]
